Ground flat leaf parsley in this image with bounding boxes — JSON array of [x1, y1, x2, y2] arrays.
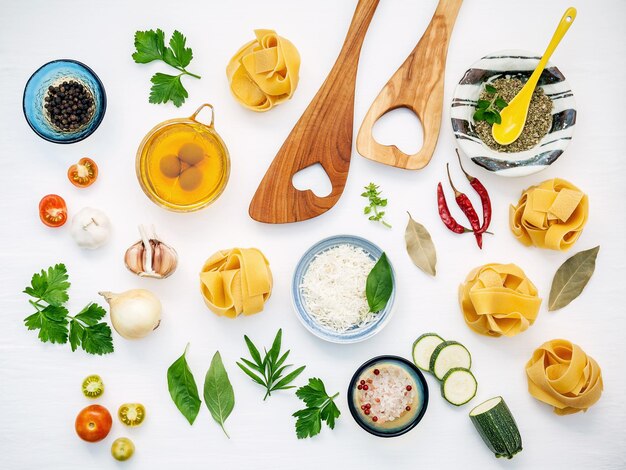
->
[[23, 264, 113, 355], [293, 378, 340, 439], [132, 29, 201, 107]]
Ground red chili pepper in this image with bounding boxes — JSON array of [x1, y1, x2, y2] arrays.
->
[[456, 149, 492, 234], [447, 164, 483, 249], [437, 182, 472, 234]]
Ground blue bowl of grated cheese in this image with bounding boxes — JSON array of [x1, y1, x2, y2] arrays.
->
[[291, 235, 396, 344]]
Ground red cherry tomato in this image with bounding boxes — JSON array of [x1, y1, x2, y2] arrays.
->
[[38, 194, 67, 228], [75, 404, 112, 442], [67, 157, 98, 188]]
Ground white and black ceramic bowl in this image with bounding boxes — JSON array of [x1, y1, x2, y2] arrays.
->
[[451, 49, 576, 177]]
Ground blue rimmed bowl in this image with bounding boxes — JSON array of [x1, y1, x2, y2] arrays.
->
[[23, 59, 106, 143], [347, 355, 429, 438], [291, 235, 395, 344], [451, 49, 576, 177]]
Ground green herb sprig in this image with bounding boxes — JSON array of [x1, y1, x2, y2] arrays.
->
[[132, 29, 201, 107], [474, 84, 508, 125], [362, 183, 391, 228], [23, 264, 113, 355], [293, 378, 340, 439], [237, 329, 305, 400]]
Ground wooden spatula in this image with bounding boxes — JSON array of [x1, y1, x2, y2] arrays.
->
[[356, 0, 462, 170], [249, 0, 379, 224]]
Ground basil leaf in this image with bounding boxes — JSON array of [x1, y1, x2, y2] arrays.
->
[[549, 246, 600, 311], [167, 344, 201, 425], [366, 252, 393, 312], [204, 351, 235, 438]]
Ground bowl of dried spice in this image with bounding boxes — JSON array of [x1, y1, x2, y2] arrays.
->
[[23, 59, 106, 144], [451, 50, 576, 177]]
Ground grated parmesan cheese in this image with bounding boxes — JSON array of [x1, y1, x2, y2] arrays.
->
[[300, 244, 375, 332]]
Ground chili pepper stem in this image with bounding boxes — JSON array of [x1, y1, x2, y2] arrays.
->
[[455, 149, 474, 181], [446, 163, 462, 197]]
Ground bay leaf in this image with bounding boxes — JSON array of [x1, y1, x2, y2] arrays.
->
[[548, 245, 600, 311], [405, 213, 437, 277], [204, 351, 235, 438]]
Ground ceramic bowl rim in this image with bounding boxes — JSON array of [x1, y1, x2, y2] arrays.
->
[[347, 355, 429, 438], [451, 48, 576, 177], [291, 234, 395, 344], [22, 58, 107, 144]]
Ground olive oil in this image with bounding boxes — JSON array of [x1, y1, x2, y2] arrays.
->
[[137, 104, 230, 212]]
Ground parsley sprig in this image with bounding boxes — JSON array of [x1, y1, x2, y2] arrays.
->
[[236, 329, 305, 400], [293, 378, 340, 439], [23, 264, 114, 355], [474, 84, 508, 125], [362, 182, 391, 228], [132, 29, 201, 107]]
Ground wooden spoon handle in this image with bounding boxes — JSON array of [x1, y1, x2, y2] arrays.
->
[[357, 0, 462, 170], [249, 0, 379, 224]]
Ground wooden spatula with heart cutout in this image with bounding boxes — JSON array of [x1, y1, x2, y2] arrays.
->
[[357, 0, 462, 170], [249, 0, 379, 224]]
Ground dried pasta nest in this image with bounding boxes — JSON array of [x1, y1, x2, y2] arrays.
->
[[459, 263, 542, 337], [510, 178, 588, 251]]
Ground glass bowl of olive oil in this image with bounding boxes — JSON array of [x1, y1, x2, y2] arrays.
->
[[136, 104, 230, 212]]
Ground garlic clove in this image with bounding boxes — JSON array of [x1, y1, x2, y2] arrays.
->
[[124, 225, 178, 279]]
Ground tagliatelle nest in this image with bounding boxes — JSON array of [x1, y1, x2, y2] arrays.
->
[[226, 29, 300, 112], [458, 263, 542, 337]]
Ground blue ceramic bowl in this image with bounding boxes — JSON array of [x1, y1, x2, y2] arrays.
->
[[23, 59, 106, 143], [347, 355, 429, 438], [291, 235, 396, 344]]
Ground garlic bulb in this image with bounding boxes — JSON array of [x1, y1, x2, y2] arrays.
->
[[99, 289, 161, 340], [71, 207, 112, 249], [124, 225, 178, 279]]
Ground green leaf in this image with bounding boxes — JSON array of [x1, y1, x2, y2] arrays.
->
[[320, 399, 340, 429], [81, 323, 114, 355], [167, 344, 201, 425], [132, 29, 165, 63], [236, 362, 266, 386], [74, 303, 106, 326], [268, 329, 283, 365], [405, 213, 437, 277], [204, 351, 235, 439], [473, 109, 485, 121], [293, 407, 322, 439], [270, 365, 306, 392], [149, 73, 188, 107], [24, 264, 70, 306], [495, 97, 508, 110], [485, 111, 497, 125], [485, 84, 497, 94], [549, 246, 600, 311], [243, 335, 263, 367], [69, 320, 84, 352], [493, 111, 502, 125], [239, 357, 262, 373], [477, 99, 490, 109], [366, 252, 394, 312], [295, 378, 328, 408], [24, 305, 69, 344], [164, 30, 193, 69]]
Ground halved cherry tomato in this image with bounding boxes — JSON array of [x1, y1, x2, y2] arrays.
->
[[118, 403, 146, 426], [67, 157, 98, 188], [38, 194, 67, 228]]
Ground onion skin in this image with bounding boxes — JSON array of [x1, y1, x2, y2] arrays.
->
[[99, 290, 161, 340]]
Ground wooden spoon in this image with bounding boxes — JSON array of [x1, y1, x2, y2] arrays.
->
[[356, 0, 463, 170], [249, 0, 379, 223], [492, 7, 576, 145]]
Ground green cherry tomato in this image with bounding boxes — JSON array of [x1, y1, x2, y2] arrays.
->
[[118, 403, 146, 426], [111, 437, 135, 461], [81, 375, 104, 398]]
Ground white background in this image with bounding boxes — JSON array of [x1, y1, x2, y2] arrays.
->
[[1, 1, 624, 469]]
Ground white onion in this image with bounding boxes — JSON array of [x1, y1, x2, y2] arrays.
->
[[99, 289, 161, 339]]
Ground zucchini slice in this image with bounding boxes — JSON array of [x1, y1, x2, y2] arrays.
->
[[441, 368, 477, 406], [412, 333, 445, 371], [429, 341, 472, 380], [469, 396, 523, 459]]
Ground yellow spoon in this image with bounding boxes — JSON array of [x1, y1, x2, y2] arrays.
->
[[492, 7, 576, 145]]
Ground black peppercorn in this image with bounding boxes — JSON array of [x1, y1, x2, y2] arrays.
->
[[44, 80, 95, 132]]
